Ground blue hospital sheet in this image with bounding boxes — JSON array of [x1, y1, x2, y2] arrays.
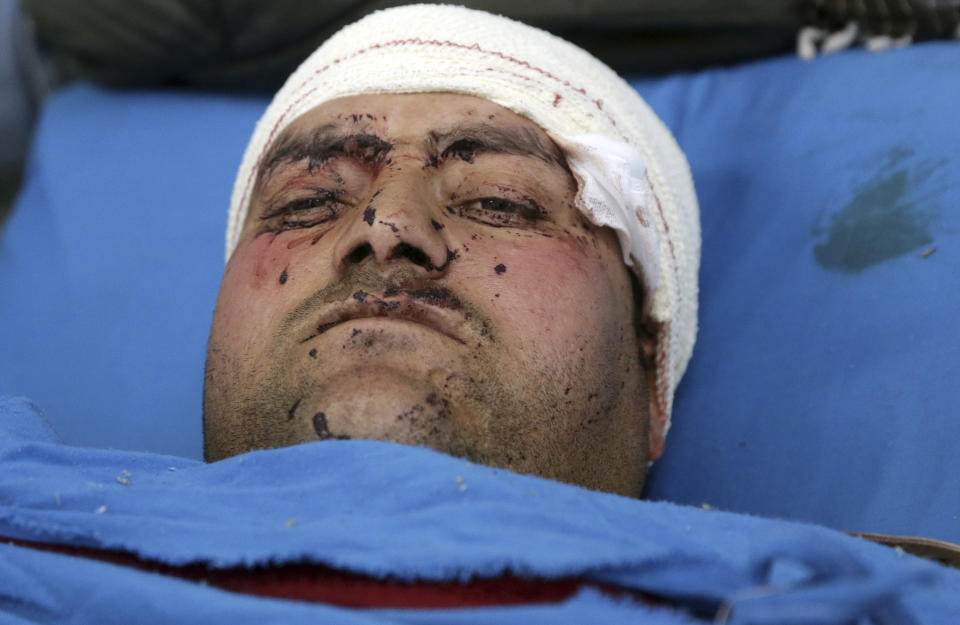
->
[[1, 396, 959, 624]]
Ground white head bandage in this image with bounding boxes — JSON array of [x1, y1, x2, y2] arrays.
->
[[225, 4, 700, 455]]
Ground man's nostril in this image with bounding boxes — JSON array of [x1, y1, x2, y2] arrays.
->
[[389, 242, 432, 269], [346, 243, 374, 265]]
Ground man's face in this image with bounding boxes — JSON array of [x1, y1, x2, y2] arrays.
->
[[204, 93, 657, 496]]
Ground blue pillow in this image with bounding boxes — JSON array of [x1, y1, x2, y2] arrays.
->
[[633, 43, 960, 543], [1, 42, 957, 543], [0, 87, 267, 458]]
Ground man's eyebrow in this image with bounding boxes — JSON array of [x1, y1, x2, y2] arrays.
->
[[425, 123, 569, 171], [256, 125, 393, 188], [255, 121, 569, 191]]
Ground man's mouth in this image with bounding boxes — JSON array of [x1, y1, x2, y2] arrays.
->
[[299, 288, 471, 345]]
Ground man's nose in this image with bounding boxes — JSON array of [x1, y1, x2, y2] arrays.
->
[[331, 178, 452, 276]]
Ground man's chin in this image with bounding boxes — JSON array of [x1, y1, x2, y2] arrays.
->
[[290, 365, 470, 449]]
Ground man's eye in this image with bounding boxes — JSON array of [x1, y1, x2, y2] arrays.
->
[[283, 196, 339, 212], [261, 190, 346, 230], [479, 198, 521, 213], [454, 197, 544, 227]]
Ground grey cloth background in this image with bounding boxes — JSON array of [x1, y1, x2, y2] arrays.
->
[[21, 1, 959, 91], [803, 0, 960, 40], [21, 0, 801, 89]]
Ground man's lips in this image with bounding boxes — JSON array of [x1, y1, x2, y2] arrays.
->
[[298, 288, 471, 345]]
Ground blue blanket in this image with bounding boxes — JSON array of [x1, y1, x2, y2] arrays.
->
[[1, 397, 958, 624]]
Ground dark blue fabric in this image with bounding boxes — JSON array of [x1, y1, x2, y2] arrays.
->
[[2, 396, 958, 624], [0, 41, 958, 548], [632, 42, 960, 543]]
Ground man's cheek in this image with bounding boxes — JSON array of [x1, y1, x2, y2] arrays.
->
[[226, 235, 296, 291], [215, 245, 285, 346], [482, 241, 604, 329]]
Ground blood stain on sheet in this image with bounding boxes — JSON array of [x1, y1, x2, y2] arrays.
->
[[363, 206, 376, 226], [812, 147, 945, 273]]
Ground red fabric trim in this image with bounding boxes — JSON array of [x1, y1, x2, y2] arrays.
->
[[2, 536, 661, 610]]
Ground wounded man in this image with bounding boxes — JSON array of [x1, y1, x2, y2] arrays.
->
[[2, 5, 958, 624]]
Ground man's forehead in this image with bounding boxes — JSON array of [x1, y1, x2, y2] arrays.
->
[[255, 93, 570, 190], [280, 92, 535, 138]]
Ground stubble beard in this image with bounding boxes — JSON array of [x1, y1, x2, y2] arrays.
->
[[202, 265, 647, 494]]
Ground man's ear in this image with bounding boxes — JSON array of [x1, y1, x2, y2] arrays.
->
[[639, 326, 666, 462], [628, 267, 666, 463]]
